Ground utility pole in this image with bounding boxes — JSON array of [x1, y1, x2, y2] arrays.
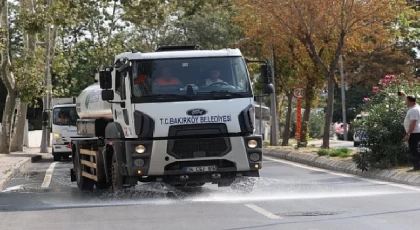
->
[[269, 46, 279, 146], [259, 95, 263, 139], [40, 0, 52, 153], [339, 54, 348, 141]]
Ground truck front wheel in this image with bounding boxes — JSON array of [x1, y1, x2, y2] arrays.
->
[[111, 153, 124, 192], [52, 150, 61, 162]]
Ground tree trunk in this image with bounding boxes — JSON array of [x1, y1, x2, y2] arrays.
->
[[277, 95, 286, 138], [300, 97, 311, 145], [0, 0, 15, 154], [282, 92, 293, 146], [0, 92, 17, 153], [301, 84, 314, 140], [322, 72, 335, 148], [10, 0, 37, 152], [10, 101, 27, 152]]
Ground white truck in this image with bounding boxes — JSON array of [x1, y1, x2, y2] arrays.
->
[[51, 98, 80, 161], [70, 45, 274, 191]]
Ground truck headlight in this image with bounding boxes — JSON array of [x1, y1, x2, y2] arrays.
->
[[53, 133, 61, 138], [135, 145, 146, 154], [247, 140, 258, 148]]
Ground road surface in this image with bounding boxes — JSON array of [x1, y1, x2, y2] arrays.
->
[[1, 156, 420, 230]]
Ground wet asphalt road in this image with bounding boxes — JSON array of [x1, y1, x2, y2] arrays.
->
[[1, 156, 420, 230]]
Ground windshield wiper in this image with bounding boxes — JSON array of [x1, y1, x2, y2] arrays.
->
[[198, 91, 247, 98], [145, 94, 192, 100]]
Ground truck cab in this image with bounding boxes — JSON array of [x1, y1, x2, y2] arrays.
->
[[51, 98, 80, 161], [71, 46, 274, 191]]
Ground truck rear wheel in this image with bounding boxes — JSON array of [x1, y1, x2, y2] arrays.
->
[[111, 153, 124, 192], [74, 145, 94, 191]]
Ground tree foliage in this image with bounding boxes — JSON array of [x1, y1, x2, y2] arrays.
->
[[235, 0, 409, 148], [352, 75, 413, 170]]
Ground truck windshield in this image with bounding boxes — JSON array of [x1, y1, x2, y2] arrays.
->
[[130, 57, 252, 103], [52, 107, 79, 126]]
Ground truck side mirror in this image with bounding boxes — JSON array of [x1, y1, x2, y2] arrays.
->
[[99, 70, 112, 89], [260, 64, 274, 95], [101, 89, 114, 101], [263, 84, 274, 94]]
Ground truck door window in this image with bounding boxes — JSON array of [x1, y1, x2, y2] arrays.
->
[[115, 70, 126, 99], [115, 70, 122, 95], [233, 58, 247, 89], [131, 62, 152, 97]]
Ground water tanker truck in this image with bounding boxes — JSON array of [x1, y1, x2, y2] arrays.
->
[[70, 45, 274, 191]]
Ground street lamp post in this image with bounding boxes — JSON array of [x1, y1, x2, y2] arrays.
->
[[339, 54, 348, 141], [40, 2, 53, 153], [269, 46, 279, 146]]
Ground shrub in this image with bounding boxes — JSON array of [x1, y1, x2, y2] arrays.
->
[[263, 141, 269, 147], [308, 111, 325, 139], [337, 147, 350, 154], [317, 148, 329, 156], [352, 74, 411, 171]]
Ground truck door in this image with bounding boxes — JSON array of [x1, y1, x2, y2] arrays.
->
[[113, 65, 134, 137]]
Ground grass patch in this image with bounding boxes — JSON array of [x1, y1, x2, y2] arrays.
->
[[317, 147, 351, 158], [317, 148, 329, 156], [263, 141, 270, 148]]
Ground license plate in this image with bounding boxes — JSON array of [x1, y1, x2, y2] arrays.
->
[[185, 165, 217, 173]]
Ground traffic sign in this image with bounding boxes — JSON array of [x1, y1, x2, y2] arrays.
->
[[293, 87, 305, 99]]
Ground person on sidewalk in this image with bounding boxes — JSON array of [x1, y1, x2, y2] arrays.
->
[[399, 91, 420, 171]]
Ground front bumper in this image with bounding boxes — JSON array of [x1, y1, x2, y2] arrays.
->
[[119, 135, 263, 181], [52, 144, 72, 153]]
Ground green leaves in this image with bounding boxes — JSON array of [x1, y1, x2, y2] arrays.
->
[[352, 78, 411, 170]]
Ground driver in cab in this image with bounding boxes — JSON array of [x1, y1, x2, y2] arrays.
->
[[204, 69, 223, 86], [152, 67, 183, 92]]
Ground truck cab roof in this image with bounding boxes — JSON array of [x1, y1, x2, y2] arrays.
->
[[115, 49, 243, 61]]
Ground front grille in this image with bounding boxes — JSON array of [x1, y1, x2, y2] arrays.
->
[[169, 137, 230, 159]]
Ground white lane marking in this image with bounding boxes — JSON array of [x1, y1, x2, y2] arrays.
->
[[265, 156, 420, 192], [41, 162, 58, 188], [1, 185, 25, 193], [245, 204, 283, 220]]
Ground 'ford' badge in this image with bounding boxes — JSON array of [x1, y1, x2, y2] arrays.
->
[[186, 109, 207, 116]]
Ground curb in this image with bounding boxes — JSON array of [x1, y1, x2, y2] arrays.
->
[[0, 154, 42, 191], [264, 148, 420, 187]]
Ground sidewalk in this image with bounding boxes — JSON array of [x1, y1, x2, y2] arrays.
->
[[0, 130, 53, 191], [0, 147, 47, 191]]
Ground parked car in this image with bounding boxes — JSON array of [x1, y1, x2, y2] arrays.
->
[[353, 114, 368, 147]]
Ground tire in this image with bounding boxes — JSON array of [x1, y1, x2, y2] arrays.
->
[[96, 182, 110, 190], [354, 141, 360, 147], [111, 153, 124, 192], [74, 145, 95, 191], [53, 151, 61, 162]]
